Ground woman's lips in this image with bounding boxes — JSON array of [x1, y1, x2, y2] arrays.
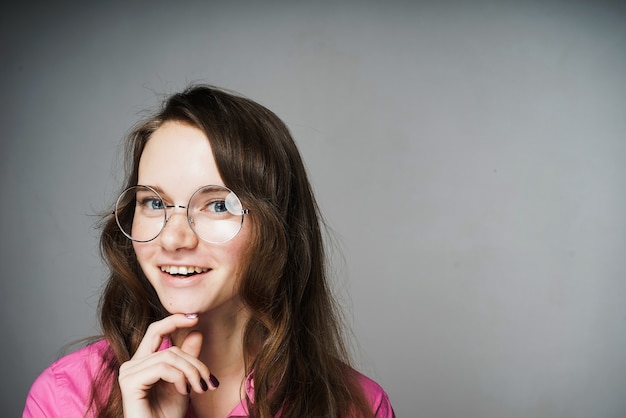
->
[[158, 266, 211, 288], [160, 265, 209, 275]]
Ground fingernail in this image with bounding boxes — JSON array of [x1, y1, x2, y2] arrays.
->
[[209, 373, 220, 388], [200, 378, 209, 391], [184, 313, 198, 319]]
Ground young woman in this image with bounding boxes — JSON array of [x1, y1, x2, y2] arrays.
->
[[24, 85, 395, 417]]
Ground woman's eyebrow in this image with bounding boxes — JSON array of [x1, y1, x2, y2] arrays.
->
[[142, 184, 165, 194], [140, 185, 172, 200]]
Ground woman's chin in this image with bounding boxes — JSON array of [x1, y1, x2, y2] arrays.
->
[[161, 299, 205, 316]]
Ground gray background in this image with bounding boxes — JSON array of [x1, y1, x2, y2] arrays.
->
[[2, 1, 626, 417]]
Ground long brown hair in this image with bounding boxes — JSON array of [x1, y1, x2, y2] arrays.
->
[[92, 85, 373, 417]]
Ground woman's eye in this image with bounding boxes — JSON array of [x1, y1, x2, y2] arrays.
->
[[140, 198, 164, 210], [209, 200, 228, 213]]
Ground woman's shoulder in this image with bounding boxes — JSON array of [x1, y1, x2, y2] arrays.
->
[[43, 338, 111, 383], [353, 369, 396, 418], [52, 338, 110, 368], [23, 339, 112, 418]]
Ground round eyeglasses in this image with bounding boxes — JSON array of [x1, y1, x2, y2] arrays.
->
[[114, 185, 249, 243]]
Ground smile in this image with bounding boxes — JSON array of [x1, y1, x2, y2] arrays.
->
[[160, 265, 209, 276]]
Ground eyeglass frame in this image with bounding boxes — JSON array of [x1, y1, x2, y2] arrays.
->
[[113, 184, 250, 244]]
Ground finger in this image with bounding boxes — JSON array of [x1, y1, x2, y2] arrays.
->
[[133, 314, 199, 358], [180, 330, 203, 358], [121, 348, 209, 393], [165, 346, 213, 393], [179, 331, 217, 391], [123, 346, 208, 382], [119, 358, 190, 397]]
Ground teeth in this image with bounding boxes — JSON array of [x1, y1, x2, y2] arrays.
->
[[160, 266, 209, 275]]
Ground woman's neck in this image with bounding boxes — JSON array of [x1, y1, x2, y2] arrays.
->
[[172, 301, 252, 417], [171, 300, 250, 379]]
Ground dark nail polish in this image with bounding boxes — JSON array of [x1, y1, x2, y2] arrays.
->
[[209, 373, 220, 388], [200, 378, 209, 391]]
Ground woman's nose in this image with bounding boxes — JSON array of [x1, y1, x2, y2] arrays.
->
[[158, 208, 198, 251]]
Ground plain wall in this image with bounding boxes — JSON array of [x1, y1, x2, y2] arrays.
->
[[2, 1, 626, 417]]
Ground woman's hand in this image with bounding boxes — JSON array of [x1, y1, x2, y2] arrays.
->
[[118, 314, 213, 418]]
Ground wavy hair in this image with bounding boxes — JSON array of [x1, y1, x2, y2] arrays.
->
[[91, 85, 373, 417]]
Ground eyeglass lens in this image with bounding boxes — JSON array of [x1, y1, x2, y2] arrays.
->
[[115, 185, 245, 243]]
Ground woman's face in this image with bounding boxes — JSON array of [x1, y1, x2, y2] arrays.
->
[[133, 121, 251, 316]]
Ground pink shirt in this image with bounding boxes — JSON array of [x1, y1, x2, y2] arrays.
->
[[24, 339, 395, 417]]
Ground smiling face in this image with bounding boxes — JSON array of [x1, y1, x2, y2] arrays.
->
[[132, 121, 251, 316]]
